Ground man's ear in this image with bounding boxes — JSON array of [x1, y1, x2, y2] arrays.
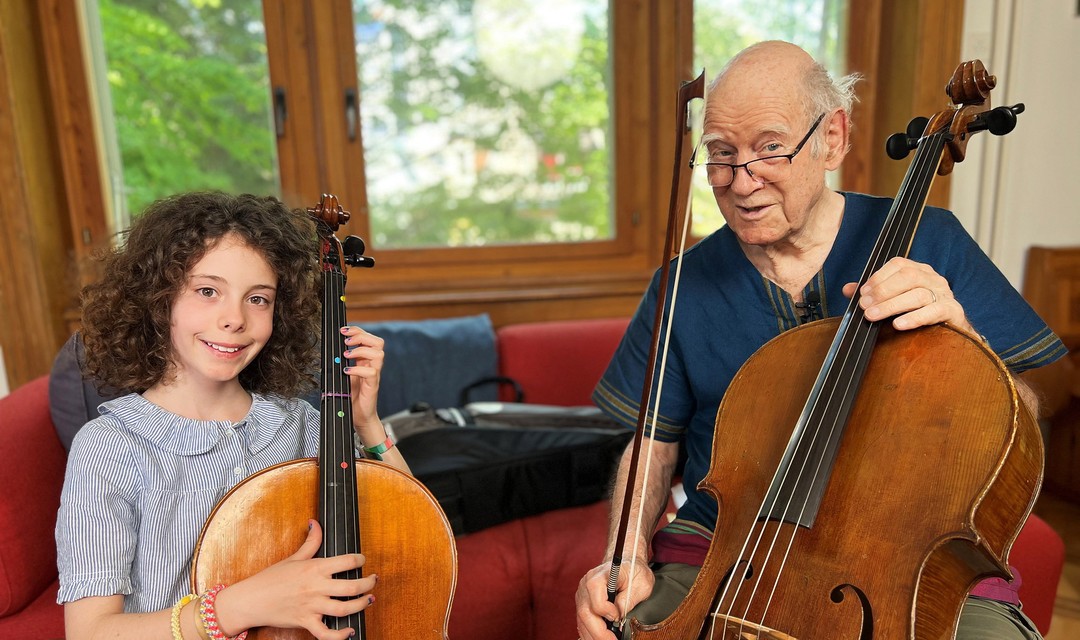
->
[[824, 108, 850, 170]]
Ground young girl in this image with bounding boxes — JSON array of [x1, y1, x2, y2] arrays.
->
[[56, 192, 406, 639]]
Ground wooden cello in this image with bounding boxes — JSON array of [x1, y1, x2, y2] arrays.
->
[[623, 61, 1038, 640], [191, 194, 457, 639]]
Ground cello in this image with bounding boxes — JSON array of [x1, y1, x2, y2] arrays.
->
[[619, 61, 1038, 639], [191, 194, 457, 639]]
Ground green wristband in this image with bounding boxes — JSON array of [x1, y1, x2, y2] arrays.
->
[[363, 436, 394, 461]]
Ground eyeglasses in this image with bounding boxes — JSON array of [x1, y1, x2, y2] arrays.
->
[[692, 113, 826, 188]]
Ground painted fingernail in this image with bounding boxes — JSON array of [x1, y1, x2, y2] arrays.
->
[[343, 366, 351, 373], [340, 326, 350, 334], [368, 595, 376, 605]]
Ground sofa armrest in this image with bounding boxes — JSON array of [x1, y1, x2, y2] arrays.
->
[[0, 376, 67, 617]]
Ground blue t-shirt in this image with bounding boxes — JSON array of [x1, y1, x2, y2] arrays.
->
[[593, 192, 1066, 543]]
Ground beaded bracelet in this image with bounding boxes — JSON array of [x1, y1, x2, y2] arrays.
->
[[198, 584, 248, 640], [171, 594, 195, 640], [363, 436, 395, 461]]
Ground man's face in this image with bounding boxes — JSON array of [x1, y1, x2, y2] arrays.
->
[[701, 98, 833, 248]]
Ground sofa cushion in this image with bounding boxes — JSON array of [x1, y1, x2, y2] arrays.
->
[[357, 314, 499, 416], [450, 519, 536, 639], [0, 579, 63, 639], [49, 333, 112, 450], [0, 376, 66, 617], [1013, 513, 1064, 635], [496, 317, 629, 406], [526, 501, 610, 640]]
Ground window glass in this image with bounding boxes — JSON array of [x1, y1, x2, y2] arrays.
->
[[691, 0, 848, 237], [91, 0, 279, 223], [352, 0, 611, 248]]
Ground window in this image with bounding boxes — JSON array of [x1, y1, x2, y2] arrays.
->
[[353, 0, 612, 249], [76, 0, 852, 322], [7, 1, 964, 388], [88, 0, 279, 228]]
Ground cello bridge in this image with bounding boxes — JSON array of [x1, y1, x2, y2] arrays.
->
[[709, 614, 798, 640]]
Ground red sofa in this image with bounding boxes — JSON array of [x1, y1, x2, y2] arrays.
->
[[0, 317, 1066, 639]]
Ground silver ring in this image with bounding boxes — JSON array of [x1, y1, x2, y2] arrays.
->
[[927, 287, 938, 304]]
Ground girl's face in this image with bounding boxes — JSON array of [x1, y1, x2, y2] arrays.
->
[[167, 233, 277, 392]]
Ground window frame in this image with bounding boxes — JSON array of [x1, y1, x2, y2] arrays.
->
[[29, 0, 966, 334]]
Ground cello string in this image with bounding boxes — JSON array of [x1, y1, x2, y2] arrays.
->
[[707, 130, 947, 636], [748, 131, 947, 632], [323, 260, 334, 559]]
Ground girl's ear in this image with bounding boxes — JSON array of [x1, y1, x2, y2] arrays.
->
[[823, 108, 849, 170]]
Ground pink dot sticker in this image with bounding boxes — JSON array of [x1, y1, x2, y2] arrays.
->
[[340, 461, 349, 469]]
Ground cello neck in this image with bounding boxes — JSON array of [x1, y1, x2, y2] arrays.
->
[[850, 131, 949, 300], [318, 262, 363, 560], [758, 130, 951, 528]]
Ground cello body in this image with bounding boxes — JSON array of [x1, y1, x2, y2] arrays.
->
[[632, 320, 1042, 640], [192, 458, 457, 640]]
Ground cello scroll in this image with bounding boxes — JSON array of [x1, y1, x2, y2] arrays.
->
[[886, 59, 1025, 173]]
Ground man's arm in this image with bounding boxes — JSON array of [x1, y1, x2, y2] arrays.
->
[[576, 437, 679, 640], [606, 438, 680, 562]]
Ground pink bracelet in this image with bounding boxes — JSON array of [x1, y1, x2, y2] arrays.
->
[[198, 584, 249, 640]]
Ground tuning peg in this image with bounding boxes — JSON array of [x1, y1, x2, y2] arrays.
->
[[342, 235, 375, 268], [906, 116, 930, 138], [885, 132, 917, 160], [342, 235, 366, 255], [885, 116, 931, 160], [983, 103, 1025, 136]]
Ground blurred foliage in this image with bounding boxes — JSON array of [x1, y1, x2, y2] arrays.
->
[[100, 0, 278, 218], [353, 0, 611, 247]]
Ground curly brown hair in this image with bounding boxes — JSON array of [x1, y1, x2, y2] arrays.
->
[[80, 192, 320, 397]]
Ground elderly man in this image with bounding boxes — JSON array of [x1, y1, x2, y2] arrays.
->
[[575, 40, 1062, 640]]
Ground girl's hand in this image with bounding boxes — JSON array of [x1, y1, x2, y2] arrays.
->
[[339, 326, 410, 474], [216, 520, 377, 640], [340, 325, 385, 435]]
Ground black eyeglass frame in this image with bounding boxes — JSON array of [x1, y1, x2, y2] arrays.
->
[[691, 112, 827, 187]]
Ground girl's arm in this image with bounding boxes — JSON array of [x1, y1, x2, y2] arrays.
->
[[65, 595, 175, 639], [64, 522, 376, 640]]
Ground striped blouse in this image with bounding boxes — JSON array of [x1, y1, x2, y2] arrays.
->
[[55, 392, 320, 613]]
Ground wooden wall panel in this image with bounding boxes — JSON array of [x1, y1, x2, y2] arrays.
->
[[0, 0, 74, 388]]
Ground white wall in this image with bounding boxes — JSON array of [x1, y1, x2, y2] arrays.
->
[[951, 0, 1080, 288]]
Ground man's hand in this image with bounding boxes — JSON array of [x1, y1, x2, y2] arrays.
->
[[575, 559, 655, 640], [844, 257, 974, 333]]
